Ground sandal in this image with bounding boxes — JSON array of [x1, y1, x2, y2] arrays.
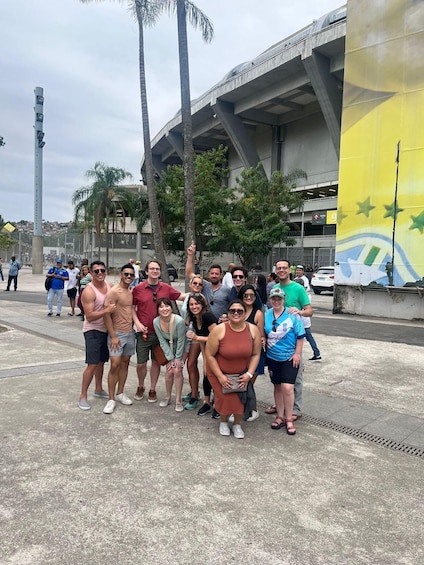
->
[[285, 418, 296, 435], [271, 416, 285, 430], [265, 405, 277, 415]]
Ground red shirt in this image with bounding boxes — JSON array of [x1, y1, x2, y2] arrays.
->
[[132, 281, 181, 333]]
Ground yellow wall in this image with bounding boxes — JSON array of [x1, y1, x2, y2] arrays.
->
[[336, 0, 424, 286]]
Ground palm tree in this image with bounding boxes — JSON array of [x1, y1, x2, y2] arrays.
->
[[165, 1, 214, 251], [80, 0, 169, 280], [72, 161, 133, 268]]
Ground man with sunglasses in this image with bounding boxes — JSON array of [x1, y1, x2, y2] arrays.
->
[[265, 259, 313, 420], [185, 243, 231, 319], [102, 264, 136, 414], [78, 261, 116, 411], [229, 266, 262, 309], [132, 260, 184, 403]]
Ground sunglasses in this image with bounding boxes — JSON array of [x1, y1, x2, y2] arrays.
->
[[122, 272, 135, 278], [272, 320, 278, 332], [232, 274, 245, 279], [228, 308, 245, 315], [243, 293, 255, 298], [191, 281, 203, 286], [153, 291, 157, 302], [93, 268, 106, 274]]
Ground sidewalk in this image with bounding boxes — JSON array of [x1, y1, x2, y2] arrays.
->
[[1, 268, 423, 564]]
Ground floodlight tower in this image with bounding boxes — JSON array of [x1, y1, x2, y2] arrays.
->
[[32, 86, 44, 274]]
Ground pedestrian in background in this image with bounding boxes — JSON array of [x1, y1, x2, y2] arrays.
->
[[0, 257, 4, 281], [66, 260, 80, 316], [46, 259, 69, 316], [5, 256, 21, 291]]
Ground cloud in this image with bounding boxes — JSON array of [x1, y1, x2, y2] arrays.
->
[[0, 0, 343, 222]]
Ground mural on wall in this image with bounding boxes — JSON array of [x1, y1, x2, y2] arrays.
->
[[336, 0, 424, 287]]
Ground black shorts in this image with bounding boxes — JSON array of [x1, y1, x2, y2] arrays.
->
[[84, 330, 109, 365], [267, 357, 298, 385], [67, 288, 78, 299]]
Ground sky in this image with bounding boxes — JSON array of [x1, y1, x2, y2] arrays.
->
[[0, 0, 345, 223]]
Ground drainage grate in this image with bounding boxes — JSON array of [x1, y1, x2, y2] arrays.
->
[[301, 414, 424, 459], [256, 401, 424, 459]]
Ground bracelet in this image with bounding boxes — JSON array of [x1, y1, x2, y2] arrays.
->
[[246, 371, 253, 379]]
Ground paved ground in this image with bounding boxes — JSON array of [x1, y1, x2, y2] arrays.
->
[[0, 268, 423, 564]]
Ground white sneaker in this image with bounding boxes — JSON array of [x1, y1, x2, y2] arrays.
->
[[228, 414, 235, 423], [219, 422, 231, 436], [246, 410, 259, 422], [232, 424, 245, 439], [116, 393, 133, 406], [175, 402, 184, 412], [159, 398, 171, 407], [103, 400, 116, 414]]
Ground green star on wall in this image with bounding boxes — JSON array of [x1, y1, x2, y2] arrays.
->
[[410, 211, 424, 234], [337, 207, 347, 225], [356, 196, 375, 217], [384, 201, 404, 220]]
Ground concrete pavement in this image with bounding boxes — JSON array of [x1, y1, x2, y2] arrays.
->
[[1, 267, 423, 564]]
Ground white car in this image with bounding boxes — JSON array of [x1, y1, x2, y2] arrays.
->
[[310, 266, 334, 294]]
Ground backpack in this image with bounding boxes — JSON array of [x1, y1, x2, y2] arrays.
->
[[45, 277, 52, 292]]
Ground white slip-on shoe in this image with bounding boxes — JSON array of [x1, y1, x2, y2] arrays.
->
[[116, 393, 133, 406], [103, 400, 116, 414], [232, 424, 245, 439], [219, 422, 231, 436]]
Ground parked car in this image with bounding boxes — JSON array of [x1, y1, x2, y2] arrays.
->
[[310, 266, 334, 294], [166, 264, 178, 282]]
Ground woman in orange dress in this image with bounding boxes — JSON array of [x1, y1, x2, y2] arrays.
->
[[205, 300, 261, 439]]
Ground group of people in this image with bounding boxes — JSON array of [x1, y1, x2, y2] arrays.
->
[[77, 243, 321, 440]]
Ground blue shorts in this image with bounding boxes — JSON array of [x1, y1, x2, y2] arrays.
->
[[84, 330, 109, 365]]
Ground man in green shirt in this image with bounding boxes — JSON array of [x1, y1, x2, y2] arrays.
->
[[267, 259, 313, 419]]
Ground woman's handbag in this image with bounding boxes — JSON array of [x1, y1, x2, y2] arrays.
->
[[153, 344, 168, 366], [222, 372, 248, 394]]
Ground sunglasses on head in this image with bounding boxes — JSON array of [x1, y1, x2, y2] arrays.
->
[[232, 274, 245, 279], [228, 308, 244, 315], [93, 268, 106, 274]]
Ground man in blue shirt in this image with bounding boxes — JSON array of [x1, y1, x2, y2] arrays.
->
[[46, 259, 69, 317], [5, 256, 21, 291]]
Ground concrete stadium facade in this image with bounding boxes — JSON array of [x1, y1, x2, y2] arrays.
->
[[148, 5, 347, 270]]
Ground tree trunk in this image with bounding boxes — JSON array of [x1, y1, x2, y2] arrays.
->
[[105, 208, 110, 269], [135, 2, 169, 283], [177, 0, 196, 254]]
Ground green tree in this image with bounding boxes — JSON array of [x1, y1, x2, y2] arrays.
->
[[208, 165, 306, 267], [72, 161, 133, 267], [155, 145, 232, 257], [80, 0, 169, 281], [164, 1, 214, 253]]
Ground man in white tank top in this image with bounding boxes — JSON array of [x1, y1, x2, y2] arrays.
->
[[77, 261, 116, 411]]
